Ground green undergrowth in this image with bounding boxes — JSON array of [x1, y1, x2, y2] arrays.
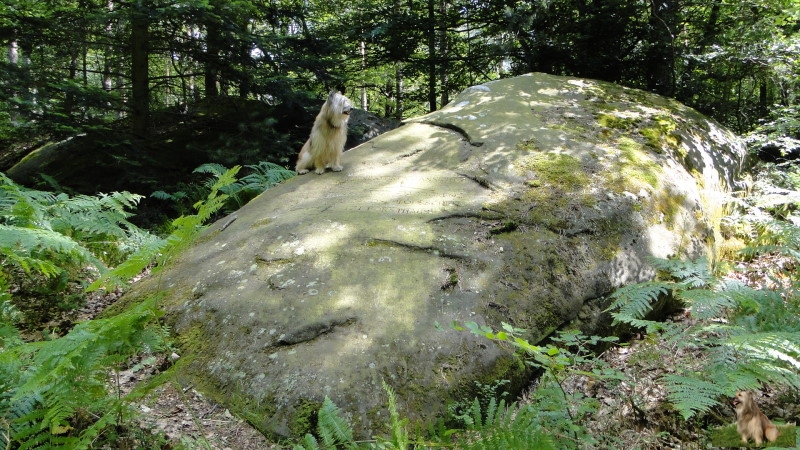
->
[[605, 254, 800, 421], [0, 296, 172, 448], [289, 327, 621, 449], [710, 423, 797, 448], [0, 164, 275, 448], [293, 380, 558, 450]]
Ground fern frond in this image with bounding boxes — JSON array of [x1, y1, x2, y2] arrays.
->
[[746, 217, 800, 249], [649, 256, 714, 287], [661, 374, 727, 420], [317, 396, 356, 449], [0, 224, 107, 276], [240, 161, 295, 189], [456, 400, 555, 450], [382, 380, 410, 450], [5, 298, 164, 447], [654, 321, 686, 347], [0, 173, 53, 227], [193, 163, 228, 176], [194, 193, 229, 224], [87, 233, 166, 292], [294, 433, 321, 450], [723, 331, 800, 385], [48, 192, 143, 240], [732, 286, 800, 332], [605, 281, 672, 327], [677, 288, 734, 320]]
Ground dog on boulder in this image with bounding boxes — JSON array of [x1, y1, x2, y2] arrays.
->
[[295, 90, 352, 175], [733, 390, 780, 445]]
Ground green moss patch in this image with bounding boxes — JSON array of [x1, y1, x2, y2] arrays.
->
[[602, 137, 662, 193], [597, 112, 640, 130], [710, 423, 796, 448], [517, 148, 589, 191], [289, 399, 323, 437], [640, 114, 682, 153]]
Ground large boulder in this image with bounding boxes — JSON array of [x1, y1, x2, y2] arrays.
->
[[120, 73, 746, 439]]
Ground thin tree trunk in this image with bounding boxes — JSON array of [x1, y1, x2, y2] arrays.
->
[[646, 0, 677, 97], [427, 0, 436, 112], [360, 41, 368, 110], [8, 40, 19, 121], [8, 40, 18, 65], [130, 1, 151, 136], [395, 62, 403, 120], [438, 0, 449, 107], [205, 2, 222, 98]]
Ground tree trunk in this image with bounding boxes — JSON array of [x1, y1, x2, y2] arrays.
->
[[426, 0, 436, 112], [130, 1, 151, 136], [395, 62, 403, 120], [360, 41, 368, 110], [205, 3, 222, 98], [438, 0, 449, 107], [8, 40, 18, 65], [103, 1, 114, 92], [645, 0, 677, 97]]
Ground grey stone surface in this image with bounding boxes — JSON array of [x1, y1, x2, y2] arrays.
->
[[121, 73, 746, 439]]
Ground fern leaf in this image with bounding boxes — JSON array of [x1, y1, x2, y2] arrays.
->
[[458, 400, 555, 450], [723, 331, 800, 386], [484, 396, 499, 428], [87, 233, 167, 291], [0, 224, 108, 276], [678, 288, 734, 320], [317, 396, 356, 449], [240, 161, 295, 190], [294, 433, 320, 450], [382, 380, 410, 450], [193, 163, 228, 176], [662, 374, 727, 420], [649, 256, 714, 287], [605, 281, 672, 326]]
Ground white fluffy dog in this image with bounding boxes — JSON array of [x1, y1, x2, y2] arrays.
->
[[295, 90, 352, 174]]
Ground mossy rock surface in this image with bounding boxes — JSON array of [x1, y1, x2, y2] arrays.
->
[[120, 73, 746, 439]]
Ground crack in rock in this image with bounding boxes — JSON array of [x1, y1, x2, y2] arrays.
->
[[275, 317, 357, 347], [365, 238, 470, 260], [420, 120, 484, 147]]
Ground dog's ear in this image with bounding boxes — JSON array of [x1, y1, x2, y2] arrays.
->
[[328, 90, 340, 100]]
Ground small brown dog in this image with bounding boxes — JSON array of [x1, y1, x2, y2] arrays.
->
[[733, 390, 780, 445], [295, 90, 352, 175]]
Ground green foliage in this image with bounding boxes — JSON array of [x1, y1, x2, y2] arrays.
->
[[152, 161, 294, 219], [711, 423, 797, 448], [0, 297, 169, 448], [0, 173, 152, 324], [292, 380, 555, 450], [450, 397, 555, 450], [447, 379, 510, 424], [195, 161, 295, 208], [456, 323, 622, 449], [604, 281, 672, 332], [293, 396, 359, 450], [89, 165, 242, 292], [378, 381, 410, 450], [605, 256, 800, 420], [2, 0, 796, 146]]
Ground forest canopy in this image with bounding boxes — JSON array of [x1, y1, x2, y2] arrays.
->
[[1, 0, 799, 147]]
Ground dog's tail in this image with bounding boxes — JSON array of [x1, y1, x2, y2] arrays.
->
[[765, 424, 780, 442]]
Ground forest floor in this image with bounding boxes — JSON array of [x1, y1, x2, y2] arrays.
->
[[73, 278, 277, 450], [77, 254, 795, 450]]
